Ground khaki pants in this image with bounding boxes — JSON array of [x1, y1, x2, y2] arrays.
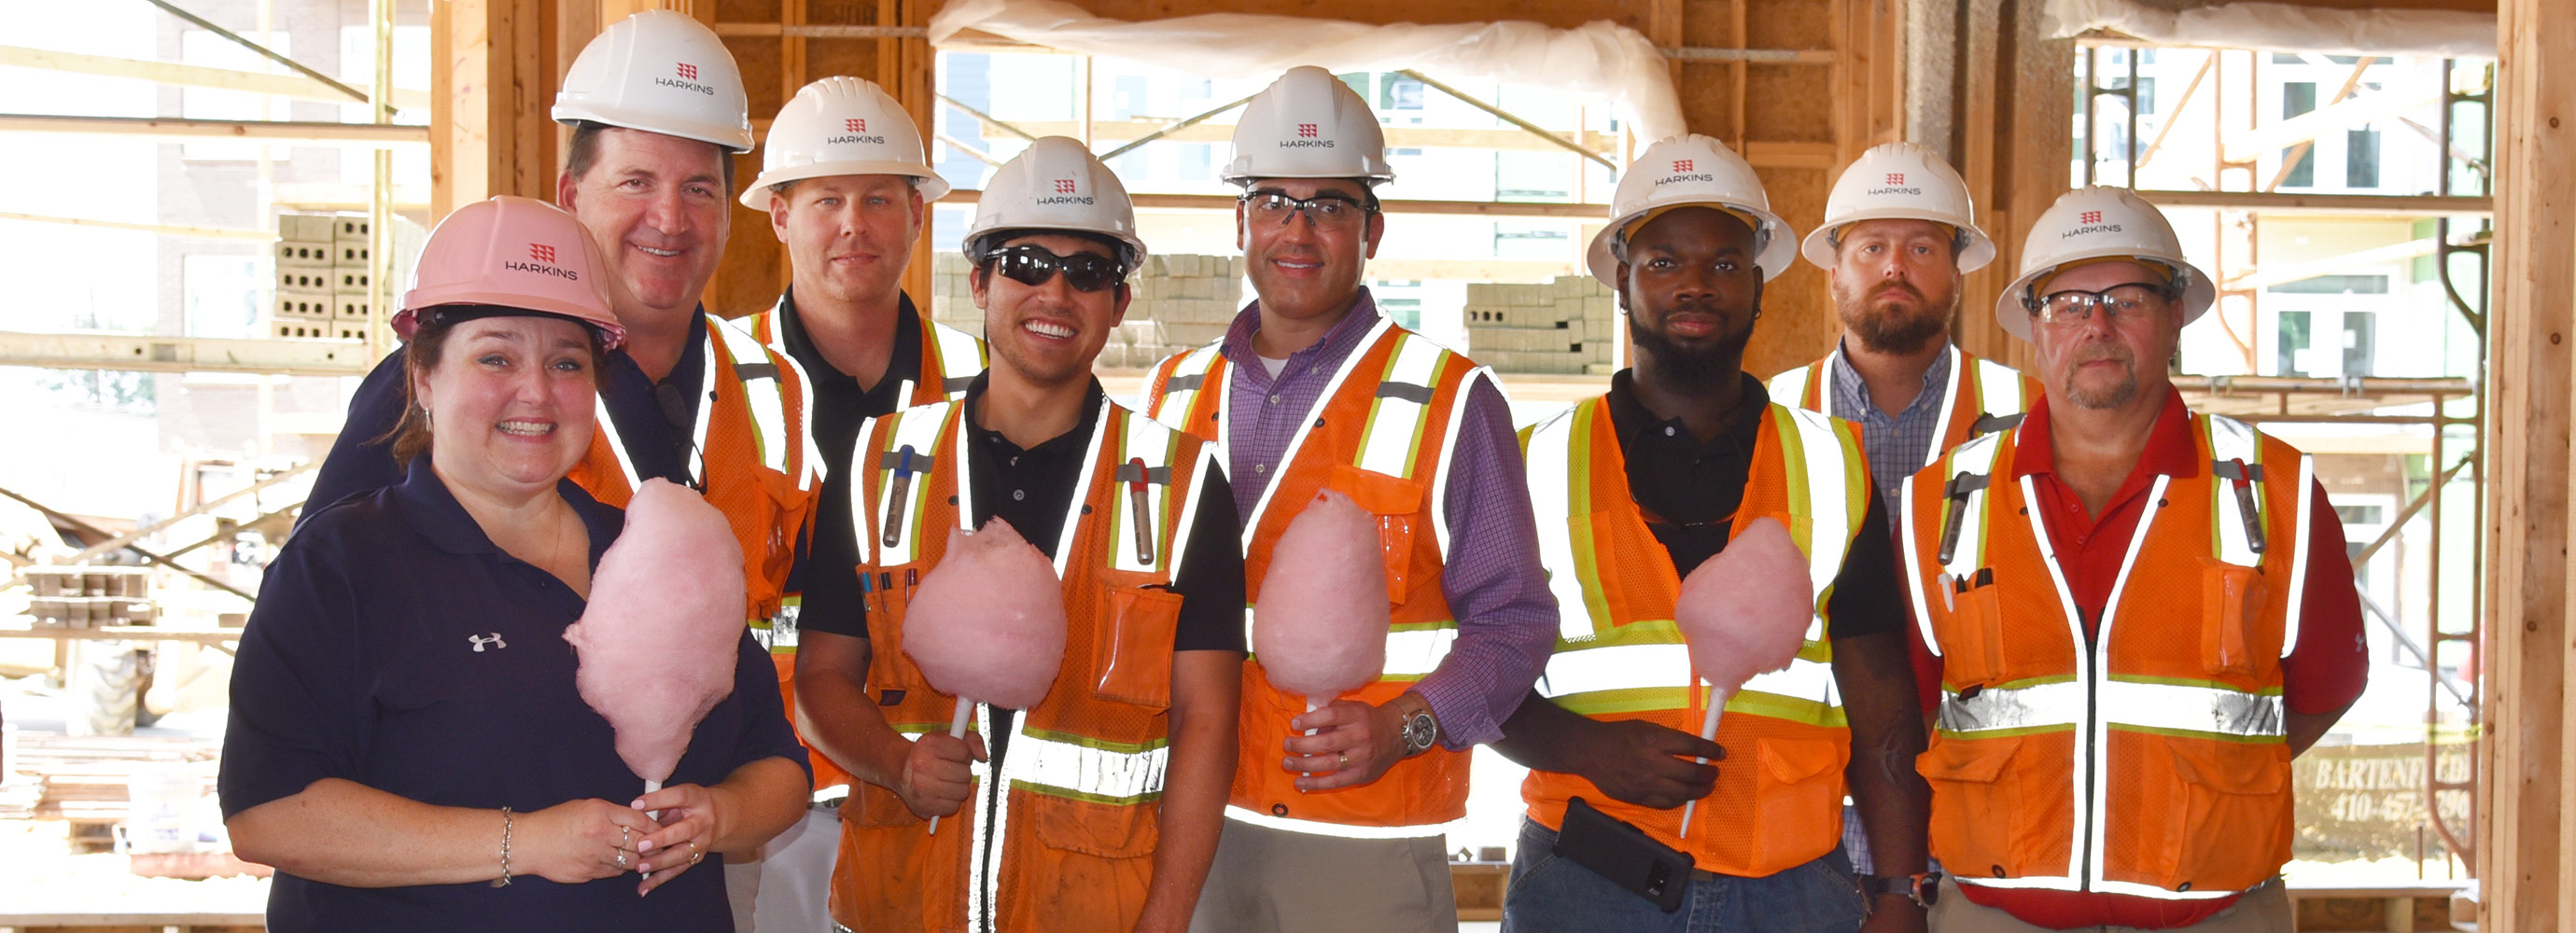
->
[[1186, 817, 1458, 933], [1929, 879, 2291, 933]]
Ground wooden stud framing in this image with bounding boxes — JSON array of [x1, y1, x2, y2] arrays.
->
[[2481, 1, 2574, 929]]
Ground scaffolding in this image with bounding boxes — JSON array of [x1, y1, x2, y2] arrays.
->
[[2077, 36, 2493, 876]]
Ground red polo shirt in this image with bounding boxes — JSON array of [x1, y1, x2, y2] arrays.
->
[[1907, 388, 2369, 929]]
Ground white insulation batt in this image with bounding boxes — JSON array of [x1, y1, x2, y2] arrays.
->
[[928, 0, 1687, 141], [2043, 0, 2495, 59]]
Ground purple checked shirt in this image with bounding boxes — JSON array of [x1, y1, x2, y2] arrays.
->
[[1214, 289, 1559, 748]]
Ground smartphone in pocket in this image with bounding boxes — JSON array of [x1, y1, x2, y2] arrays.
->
[[1553, 796, 1693, 913]]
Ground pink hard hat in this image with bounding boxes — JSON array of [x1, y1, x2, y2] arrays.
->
[[395, 196, 624, 350]]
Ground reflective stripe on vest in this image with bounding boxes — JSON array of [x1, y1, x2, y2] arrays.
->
[[926, 321, 987, 399], [1524, 400, 1862, 727], [1002, 731, 1172, 805], [1775, 346, 2034, 472], [1909, 412, 2312, 899], [589, 326, 723, 491], [710, 315, 805, 487], [1143, 343, 1225, 429], [855, 400, 957, 569]]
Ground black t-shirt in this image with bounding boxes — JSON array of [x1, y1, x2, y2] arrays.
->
[[801, 376, 1248, 654], [219, 458, 808, 932], [1601, 370, 1905, 639]]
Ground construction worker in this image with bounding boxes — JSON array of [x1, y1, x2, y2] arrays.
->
[[1496, 134, 1932, 933], [1897, 187, 2367, 932], [795, 136, 1247, 933], [1140, 66, 1560, 933], [1770, 141, 2042, 877], [302, 12, 819, 927], [1771, 142, 2042, 505], [735, 76, 984, 930]]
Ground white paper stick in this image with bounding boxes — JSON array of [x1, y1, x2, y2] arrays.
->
[[1676, 700, 1724, 839], [926, 700, 974, 835]]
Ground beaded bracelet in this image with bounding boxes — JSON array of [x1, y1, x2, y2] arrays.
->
[[490, 807, 514, 888]]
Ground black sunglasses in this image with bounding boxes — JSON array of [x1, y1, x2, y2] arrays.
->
[[983, 244, 1127, 293]]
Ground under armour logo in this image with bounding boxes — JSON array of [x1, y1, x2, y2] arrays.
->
[[469, 634, 507, 652], [1673, 159, 1695, 172], [528, 244, 556, 264], [846, 118, 866, 132], [1886, 172, 1905, 185], [1295, 123, 1319, 138], [676, 63, 698, 80], [2079, 210, 2104, 224]]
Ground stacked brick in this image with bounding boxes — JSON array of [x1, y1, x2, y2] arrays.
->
[[929, 252, 1249, 370], [272, 213, 421, 341], [1463, 275, 1617, 376]]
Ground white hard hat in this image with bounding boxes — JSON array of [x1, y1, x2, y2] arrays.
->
[[966, 136, 1149, 270], [1799, 141, 1995, 272], [1586, 134, 1795, 287], [1995, 186, 2215, 341], [1221, 66, 1394, 188], [741, 77, 949, 209], [552, 10, 753, 153]]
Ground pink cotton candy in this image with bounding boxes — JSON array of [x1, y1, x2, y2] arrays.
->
[[1253, 490, 1390, 699], [1674, 516, 1813, 693], [564, 479, 748, 786], [903, 518, 1066, 711]]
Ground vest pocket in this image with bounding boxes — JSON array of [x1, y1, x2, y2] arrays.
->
[[1939, 578, 2009, 688], [2196, 558, 2266, 676], [1325, 464, 1429, 606], [1749, 737, 1850, 869], [1094, 584, 1182, 709], [1918, 736, 2024, 880], [1029, 789, 1160, 859], [2163, 740, 2291, 891]]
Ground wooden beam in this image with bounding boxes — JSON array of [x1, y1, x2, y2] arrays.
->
[[430, 0, 551, 220], [0, 45, 431, 110], [2135, 189, 2493, 216], [0, 114, 427, 145], [0, 331, 376, 378], [940, 188, 1610, 220], [2484, 0, 2576, 931]]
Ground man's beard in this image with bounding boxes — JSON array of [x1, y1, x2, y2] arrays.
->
[[1835, 280, 1955, 355], [2061, 345, 2140, 410], [1628, 302, 1752, 395]]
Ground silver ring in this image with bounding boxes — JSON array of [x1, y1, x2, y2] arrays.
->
[[1337, 751, 1350, 770], [615, 850, 628, 870], [689, 840, 704, 865]]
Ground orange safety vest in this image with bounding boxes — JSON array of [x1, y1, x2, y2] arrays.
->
[[1518, 397, 1869, 877], [1897, 413, 2314, 901], [1769, 344, 2040, 469], [566, 314, 826, 783], [1141, 317, 1483, 836], [746, 295, 987, 792], [828, 397, 1212, 933]]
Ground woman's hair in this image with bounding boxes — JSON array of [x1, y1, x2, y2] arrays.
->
[[379, 310, 609, 465]]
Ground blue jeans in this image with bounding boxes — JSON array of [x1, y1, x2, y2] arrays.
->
[[1501, 817, 1870, 933]]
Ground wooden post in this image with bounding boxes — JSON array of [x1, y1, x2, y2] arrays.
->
[[2482, 0, 2575, 929], [429, 0, 553, 221]]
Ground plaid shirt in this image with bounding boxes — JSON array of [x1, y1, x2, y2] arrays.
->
[[1214, 289, 1559, 749], [1827, 342, 1955, 504]]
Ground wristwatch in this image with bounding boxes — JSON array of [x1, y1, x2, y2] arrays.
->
[[1859, 871, 1940, 910], [1398, 703, 1439, 757]]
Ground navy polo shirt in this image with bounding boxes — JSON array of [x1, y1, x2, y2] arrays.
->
[[220, 457, 807, 932], [301, 313, 709, 522]]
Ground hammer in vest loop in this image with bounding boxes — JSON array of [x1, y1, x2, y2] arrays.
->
[[2213, 457, 2268, 555], [1936, 469, 1990, 566], [882, 445, 919, 550], [1123, 456, 1156, 566]]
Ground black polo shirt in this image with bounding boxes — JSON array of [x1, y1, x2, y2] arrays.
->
[[220, 457, 807, 932], [1602, 369, 1905, 639], [802, 375, 1247, 654], [777, 291, 930, 606], [302, 313, 708, 521]]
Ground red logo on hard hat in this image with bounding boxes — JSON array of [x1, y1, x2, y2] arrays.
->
[[1673, 160, 1694, 172], [846, 118, 866, 132], [2079, 210, 2104, 224], [1054, 179, 1077, 194], [1887, 173, 1905, 185], [529, 244, 557, 264], [1296, 123, 1320, 138], [676, 63, 698, 80]]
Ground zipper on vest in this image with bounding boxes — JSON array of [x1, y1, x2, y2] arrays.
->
[[2079, 605, 2100, 892]]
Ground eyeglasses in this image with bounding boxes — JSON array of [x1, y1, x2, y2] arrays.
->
[[983, 244, 1127, 293], [1241, 189, 1376, 231], [2027, 283, 2173, 330]]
